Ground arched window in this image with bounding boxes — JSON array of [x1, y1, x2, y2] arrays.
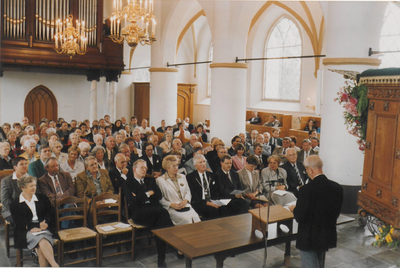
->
[[379, 2, 400, 68], [207, 44, 213, 97], [264, 17, 301, 101]]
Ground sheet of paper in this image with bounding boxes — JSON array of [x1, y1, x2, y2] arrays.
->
[[230, 190, 244, 195], [284, 201, 297, 211], [273, 190, 287, 196], [211, 199, 228, 206], [104, 198, 117, 203], [32, 230, 50, 236], [257, 195, 268, 202], [100, 225, 116, 232], [114, 222, 131, 228]]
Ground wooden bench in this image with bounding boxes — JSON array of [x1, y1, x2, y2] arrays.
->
[[289, 116, 321, 142], [245, 111, 292, 138]]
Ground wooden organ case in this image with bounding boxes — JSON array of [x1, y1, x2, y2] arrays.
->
[[357, 68, 400, 237], [0, 0, 124, 78]]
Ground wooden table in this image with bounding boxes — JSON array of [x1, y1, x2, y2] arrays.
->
[[153, 205, 296, 268]]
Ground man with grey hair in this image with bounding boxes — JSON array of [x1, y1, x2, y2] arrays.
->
[[149, 135, 163, 158], [104, 136, 118, 165], [92, 133, 104, 149], [310, 136, 320, 152], [132, 129, 142, 150], [281, 148, 308, 197], [289, 156, 343, 268], [184, 134, 198, 160], [28, 145, 52, 179], [184, 147, 212, 174], [272, 137, 291, 164], [187, 155, 229, 220], [38, 157, 75, 205], [249, 134, 271, 157], [109, 153, 130, 194]]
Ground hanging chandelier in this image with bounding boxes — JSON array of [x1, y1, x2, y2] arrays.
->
[[109, 0, 156, 49], [54, 14, 87, 59]]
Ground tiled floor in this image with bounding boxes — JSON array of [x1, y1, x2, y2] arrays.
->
[[1, 214, 400, 267]]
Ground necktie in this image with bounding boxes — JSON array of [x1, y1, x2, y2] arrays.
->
[[202, 174, 210, 201], [54, 175, 62, 195], [227, 172, 232, 183], [293, 164, 303, 186], [283, 148, 286, 155], [306, 151, 309, 158], [140, 179, 147, 190]]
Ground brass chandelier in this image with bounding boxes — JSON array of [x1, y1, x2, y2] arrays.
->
[[110, 0, 157, 49], [54, 14, 87, 59]]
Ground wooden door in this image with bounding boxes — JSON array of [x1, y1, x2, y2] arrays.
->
[[24, 86, 58, 126], [177, 84, 196, 122], [133, 82, 150, 123]]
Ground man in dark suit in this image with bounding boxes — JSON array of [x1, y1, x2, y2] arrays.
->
[[156, 119, 167, 133], [104, 136, 118, 167], [183, 134, 198, 160], [57, 121, 70, 145], [228, 135, 242, 156], [251, 143, 269, 172], [122, 159, 173, 268], [132, 130, 143, 150], [109, 153, 130, 194], [297, 139, 318, 164], [289, 156, 343, 268], [246, 110, 261, 124], [215, 155, 249, 215], [208, 146, 227, 174], [281, 148, 308, 197], [148, 135, 163, 158], [140, 142, 162, 179], [187, 155, 229, 220], [28, 145, 52, 179], [269, 127, 283, 153]]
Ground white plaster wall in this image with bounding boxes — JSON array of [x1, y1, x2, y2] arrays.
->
[[0, 71, 102, 124]]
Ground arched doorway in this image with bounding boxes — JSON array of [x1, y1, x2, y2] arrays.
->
[[24, 86, 58, 126]]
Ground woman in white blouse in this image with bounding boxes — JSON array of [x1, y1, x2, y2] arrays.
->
[[156, 155, 200, 226], [60, 146, 84, 184], [51, 141, 68, 165]]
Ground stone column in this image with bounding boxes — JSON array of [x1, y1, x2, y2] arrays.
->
[[320, 1, 387, 212], [148, 68, 178, 127], [105, 70, 121, 122], [86, 70, 101, 123], [209, 63, 247, 144]]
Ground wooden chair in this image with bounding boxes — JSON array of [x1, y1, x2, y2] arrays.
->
[[55, 195, 98, 267], [151, 126, 164, 141], [199, 136, 211, 148], [15, 240, 58, 267], [124, 197, 152, 260], [92, 191, 134, 266]]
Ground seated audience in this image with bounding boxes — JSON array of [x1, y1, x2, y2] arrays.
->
[[246, 110, 261, 124], [157, 120, 167, 133], [251, 143, 269, 172], [104, 136, 118, 170], [231, 143, 247, 171], [215, 154, 249, 215], [205, 138, 225, 166], [50, 141, 68, 165], [91, 145, 110, 170], [149, 135, 163, 158], [61, 133, 79, 153], [169, 150, 186, 175], [209, 146, 227, 173], [281, 148, 308, 197], [228, 136, 241, 156], [297, 139, 318, 164], [20, 138, 40, 165], [124, 125, 132, 137], [173, 122, 190, 139], [248, 130, 258, 146], [108, 153, 130, 194], [184, 134, 198, 159], [114, 132, 124, 147], [138, 119, 152, 137], [124, 137, 140, 163], [157, 155, 200, 226], [76, 156, 114, 198], [38, 157, 75, 206], [272, 137, 292, 164], [249, 134, 271, 157], [79, 123, 93, 142], [310, 136, 320, 152], [289, 135, 301, 152], [263, 114, 280, 127], [10, 175, 58, 267], [77, 141, 91, 164], [237, 155, 268, 208], [118, 143, 136, 167], [187, 155, 229, 220], [28, 145, 52, 179], [269, 127, 282, 153], [47, 133, 60, 149], [304, 118, 317, 131], [0, 142, 13, 170], [308, 129, 318, 139], [1, 157, 30, 224], [192, 124, 207, 143], [140, 142, 162, 179], [184, 147, 212, 174], [56, 121, 70, 145], [170, 138, 186, 159], [112, 119, 124, 133], [261, 155, 297, 206], [122, 159, 173, 268], [7, 130, 21, 158], [184, 117, 194, 133], [130, 116, 138, 130], [132, 129, 143, 150], [92, 133, 104, 149], [60, 146, 85, 184]]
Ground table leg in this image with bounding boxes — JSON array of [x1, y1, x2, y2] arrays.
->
[[185, 257, 192, 268], [214, 252, 227, 268], [284, 239, 291, 268]]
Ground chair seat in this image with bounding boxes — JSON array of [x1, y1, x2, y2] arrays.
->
[[95, 222, 132, 235], [127, 219, 147, 229], [58, 227, 97, 242]]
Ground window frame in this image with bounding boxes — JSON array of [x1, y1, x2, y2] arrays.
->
[[262, 15, 303, 103]]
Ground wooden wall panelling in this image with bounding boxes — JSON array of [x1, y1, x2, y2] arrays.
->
[[177, 83, 196, 122], [133, 82, 150, 123]]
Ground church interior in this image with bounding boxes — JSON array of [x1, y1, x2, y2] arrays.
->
[[1, 0, 400, 267]]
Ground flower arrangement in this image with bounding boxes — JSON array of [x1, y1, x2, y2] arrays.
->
[[372, 222, 399, 248], [334, 80, 369, 151]]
